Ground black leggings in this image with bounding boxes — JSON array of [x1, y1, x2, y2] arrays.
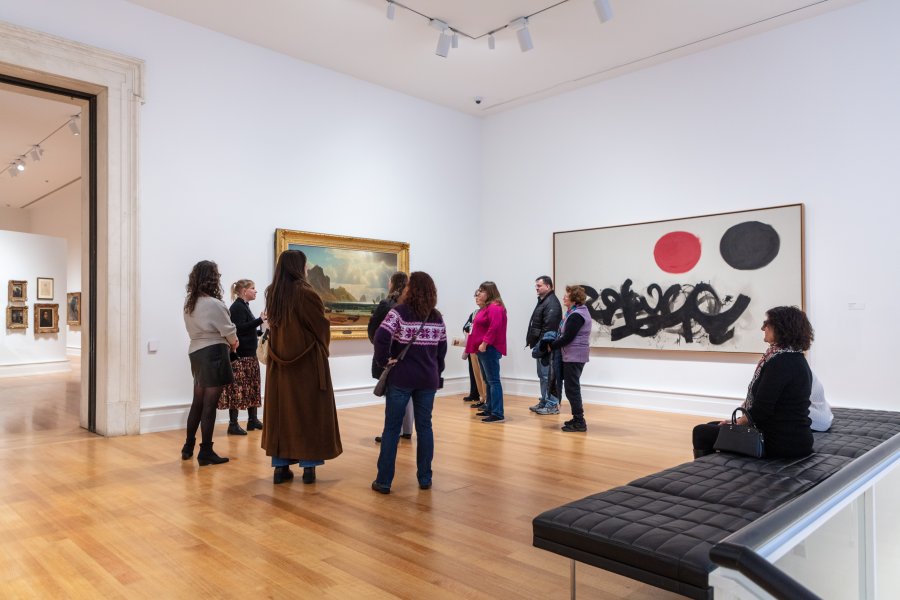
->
[[186, 383, 224, 445], [692, 421, 723, 453]]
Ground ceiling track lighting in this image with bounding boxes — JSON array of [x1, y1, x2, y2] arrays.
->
[[30, 145, 44, 161], [594, 0, 614, 23], [68, 115, 81, 136], [511, 17, 534, 53], [7, 164, 18, 178], [386, 1, 395, 20], [7, 114, 76, 180], [431, 19, 451, 58], [15, 157, 26, 172], [488, 33, 496, 50]]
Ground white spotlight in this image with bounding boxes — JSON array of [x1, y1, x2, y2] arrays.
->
[[7, 164, 17, 178], [30, 145, 44, 161], [15, 158, 26, 172], [431, 20, 451, 57], [68, 115, 81, 136], [511, 18, 533, 52], [594, 0, 613, 23], [451, 32, 459, 49], [386, 1, 395, 20], [488, 34, 495, 50]]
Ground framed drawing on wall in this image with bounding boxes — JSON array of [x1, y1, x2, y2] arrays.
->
[[275, 229, 410, 340], [34, 303, 59, 334], [67, 292, 82, 326], [7, 305, 27, 329], [553, 204, 804, 354], [37, 277, 54, 300], [8, 280, 26, 302]]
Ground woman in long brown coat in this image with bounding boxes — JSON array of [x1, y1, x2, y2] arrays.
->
[[262, 250, 342, 484]]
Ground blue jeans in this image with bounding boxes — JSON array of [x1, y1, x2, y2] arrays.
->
[[271, 457, 324, 468], [376, 385, 435, 488], [478, 346, 503, 419], [536, 357, 558, 406]]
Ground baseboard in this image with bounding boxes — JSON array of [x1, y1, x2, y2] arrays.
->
[[140, 376, 471, 433], [66, 346, 82, 356], [0, 359, 71, 378]]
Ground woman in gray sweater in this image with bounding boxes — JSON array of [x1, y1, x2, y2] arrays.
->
[[182, 260, 238, 465]]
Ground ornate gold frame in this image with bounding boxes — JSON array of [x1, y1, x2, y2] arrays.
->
[[6, 305, 27, 330], [8, 280, 26, 303], [275, 229, 410, 340], [67, 292, 82, 326], [34, 303, 59, 334]]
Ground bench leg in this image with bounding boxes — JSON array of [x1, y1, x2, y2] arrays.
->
[[570, 559, 576, 600]]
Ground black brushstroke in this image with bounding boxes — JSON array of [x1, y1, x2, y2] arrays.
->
[[581, 280, 750, 345], [720, 221, 780, 270]]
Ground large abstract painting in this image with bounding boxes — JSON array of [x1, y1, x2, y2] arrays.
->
[[275, 229, 410, 340], [553, 204, 804, 354]]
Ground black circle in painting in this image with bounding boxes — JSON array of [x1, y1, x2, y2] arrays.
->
[[720, 221, 780, 270]]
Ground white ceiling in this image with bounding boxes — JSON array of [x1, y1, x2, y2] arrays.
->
[[124, 0, 859, 115]]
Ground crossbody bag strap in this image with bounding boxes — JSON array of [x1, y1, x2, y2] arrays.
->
[[395, 311, 430, 362]]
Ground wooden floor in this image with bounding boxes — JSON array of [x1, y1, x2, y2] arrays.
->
[[0, 366, 704, 599]]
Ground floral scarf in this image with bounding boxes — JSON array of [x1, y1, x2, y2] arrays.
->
[[742, 344, 803, 410]]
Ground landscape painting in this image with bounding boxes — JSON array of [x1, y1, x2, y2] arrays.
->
[[275, 229, 410, 340], [553, 204, 804, 354]]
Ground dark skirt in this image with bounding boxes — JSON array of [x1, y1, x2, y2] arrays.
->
[[189, 344, 234, 387], [219, 356, 262, 410]]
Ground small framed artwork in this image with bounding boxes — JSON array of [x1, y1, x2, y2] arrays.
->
[[8, 280, 27, 302], [6, 305, 28, 329], [67, 292, 82, 326], [34, 303, 59, 334], [37, 277, 54, 300]]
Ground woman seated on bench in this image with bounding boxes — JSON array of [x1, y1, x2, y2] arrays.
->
[[693, 305, 815, 459]]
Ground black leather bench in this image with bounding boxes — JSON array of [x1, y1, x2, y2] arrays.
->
[[532, 408, 900, 599]]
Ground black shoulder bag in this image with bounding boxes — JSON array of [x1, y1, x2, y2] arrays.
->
[[714, 407, 765, 458], [373, 314, 428, 397]]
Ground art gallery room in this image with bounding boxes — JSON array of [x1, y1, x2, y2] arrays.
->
[[1, 0, 899, 597]]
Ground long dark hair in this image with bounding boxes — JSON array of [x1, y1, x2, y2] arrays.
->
[[401, 271, 439, 320], [387, 271, 409, 301], [184, 260, 223, 314], [766, 306, 814, 351], [265, 250, 312, 327]]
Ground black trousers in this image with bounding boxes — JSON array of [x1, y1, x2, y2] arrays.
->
[[562, 362, 585, 420], [692, 422, 723, 452]]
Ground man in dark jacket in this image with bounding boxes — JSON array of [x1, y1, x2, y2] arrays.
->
[[526, 275, 562, 413]]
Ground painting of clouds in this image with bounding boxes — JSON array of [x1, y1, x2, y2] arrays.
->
[[275, 229, 410, 340]]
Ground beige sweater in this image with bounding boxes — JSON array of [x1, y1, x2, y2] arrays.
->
[[184, 295, 238, 354]]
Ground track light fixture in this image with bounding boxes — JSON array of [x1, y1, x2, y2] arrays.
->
[[68, 115, 81, 136], [594, 0, 614, 23], [15, 158, 26, 172], [451, 32, 459, 49], [431, 19, 451, 58], [386, 1, 395, 20], [511, 17, 534, 53], [7, 114, 76, 180], [30, 145, 44, 162], [7, 163, 18, 178], [488, 33, 496, 50]]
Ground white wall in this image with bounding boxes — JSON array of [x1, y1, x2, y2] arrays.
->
[[482, 0, 900, 415], [0, 0, 482, 430], [0, 230, 68, 375], [26, 183, 83, 352]]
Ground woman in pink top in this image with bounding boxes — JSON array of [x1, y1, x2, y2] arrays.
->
[[464, 281, 508, 422]]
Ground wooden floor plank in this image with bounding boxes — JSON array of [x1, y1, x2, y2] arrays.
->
[[0, 365, 707, 598]]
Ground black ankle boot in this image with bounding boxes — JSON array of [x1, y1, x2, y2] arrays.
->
[[227, 422, 247, 436], [273, 466, 293, 484], [302, 466, 316, 484], [197, 443, 229, 466], [246, 418, 263, 431], [181, 438, 195, 460]]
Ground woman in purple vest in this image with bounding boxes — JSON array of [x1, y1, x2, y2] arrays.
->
[[550, 285, 593, 432]]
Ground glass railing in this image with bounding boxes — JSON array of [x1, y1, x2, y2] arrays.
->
[[709, 433, 900, 599]]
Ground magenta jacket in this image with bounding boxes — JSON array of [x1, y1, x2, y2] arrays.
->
[[465, 302, 508, 356]]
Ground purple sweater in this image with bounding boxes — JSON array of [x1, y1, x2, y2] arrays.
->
[[374, 304, 448, 390]]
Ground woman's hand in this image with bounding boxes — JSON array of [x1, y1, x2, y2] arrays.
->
[[478, 342, 487, 353], [461, 352, 469, 360], [387, 358, 399, 366], [230, 339, 239, 352], [736, 415, 749, 426]]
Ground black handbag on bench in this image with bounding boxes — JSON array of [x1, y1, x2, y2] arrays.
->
[[714, 407, 765, 458]]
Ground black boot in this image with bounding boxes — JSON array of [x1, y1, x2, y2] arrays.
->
[[302, 466, 316, 484], [273, 466, 293, 484], [181, 437, 195, 460], [197, 442, 229, 466], [227, 422, 247, 435], [246, 408, 263, 430]]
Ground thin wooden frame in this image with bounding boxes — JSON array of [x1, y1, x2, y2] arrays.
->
[[36, 277, 54, 300], [6, 305, 27, 329], [8, 280, 27, 302], [275, 229, 410, 340], [67, 292, 82, 326], [34, 303, 59, 334], [553, 204, 804, 354]]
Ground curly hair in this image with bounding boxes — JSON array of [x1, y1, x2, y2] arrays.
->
[[477, 281, 504, 307], [402, 271, 439, 320], [566, 285, 587, 305], [184, 260, 223, 314], [766, 306, 814, 351], [265, 250, 312, 327], [387, 271, 409, 301]]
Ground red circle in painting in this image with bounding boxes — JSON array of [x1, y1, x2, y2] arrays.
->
[[654, 231, 701, 273]]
